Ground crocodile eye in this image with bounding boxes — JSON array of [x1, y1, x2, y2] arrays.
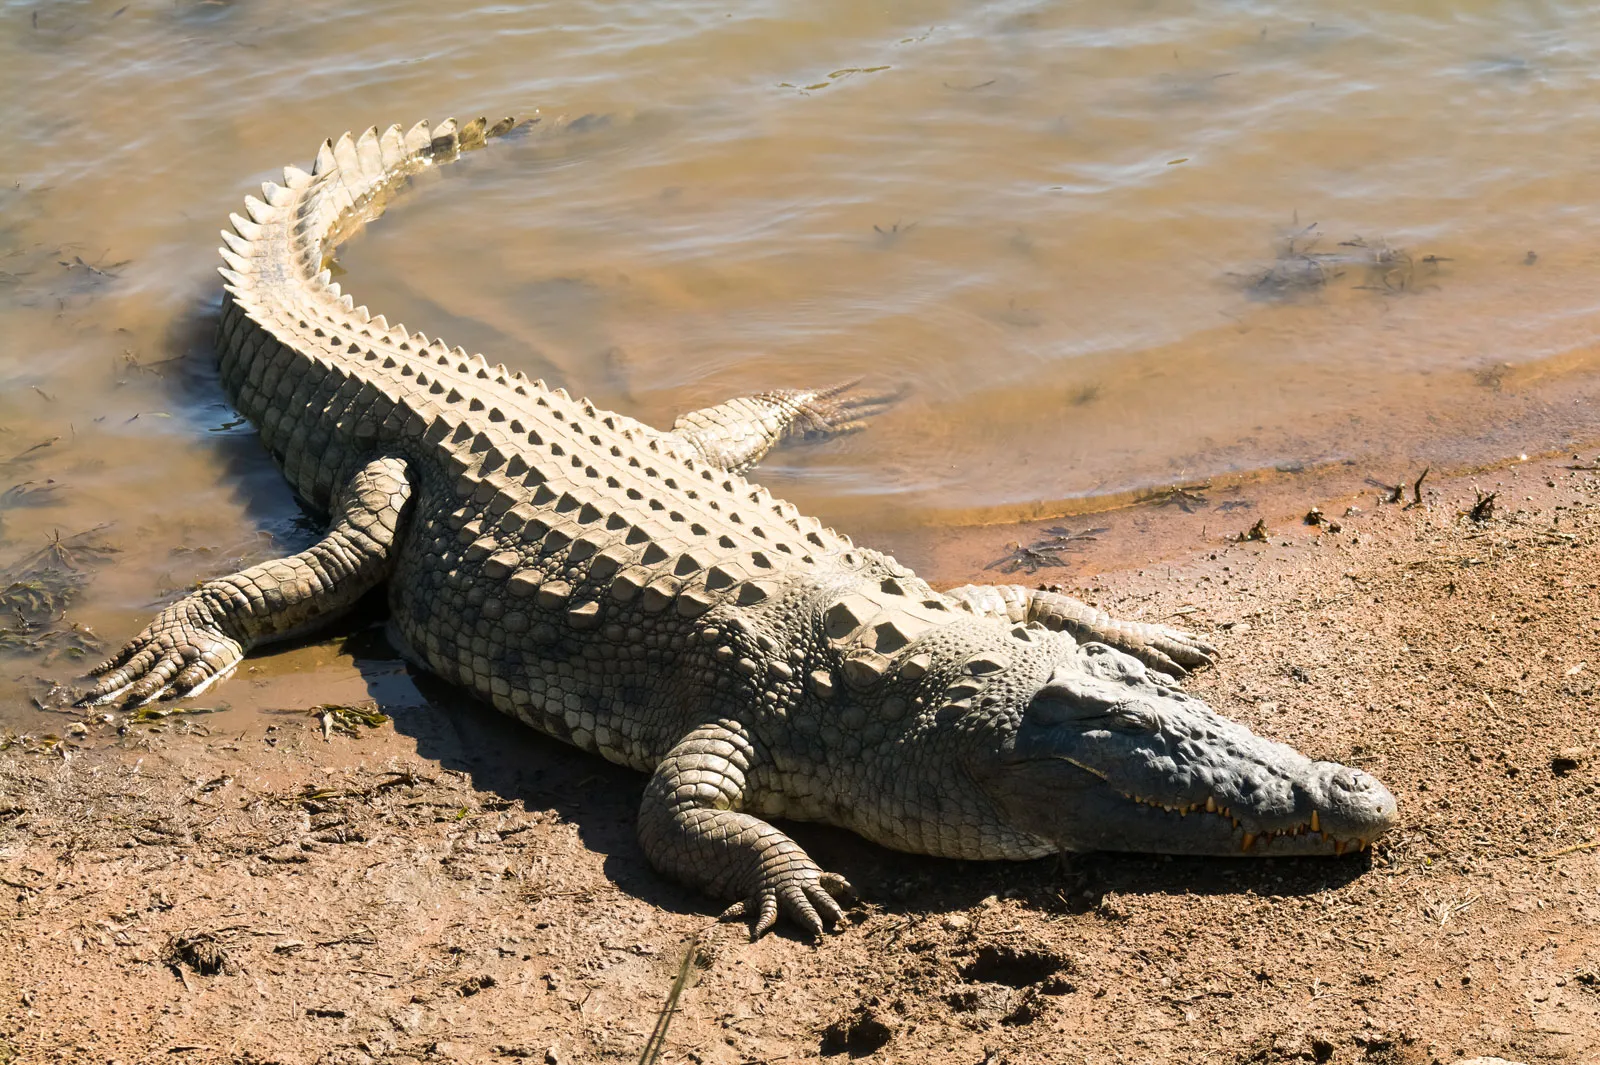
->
[[1033, 661, 1165, 731], [1102, 708, 1154, 733], [1030, 682, 1149, 731]]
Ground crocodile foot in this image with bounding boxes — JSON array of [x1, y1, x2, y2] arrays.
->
[[80, 593, 244, 706], [1115, 622, 1217, 677], [720, 864, 853, 940], [789, 379, 907, 440]]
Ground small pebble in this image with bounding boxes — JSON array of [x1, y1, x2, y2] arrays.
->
[[1551, 747, 1588, 775]]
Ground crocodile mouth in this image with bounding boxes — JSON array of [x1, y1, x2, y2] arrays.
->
[[1123, 793, 1377, 855], [989, 709, 1398, 859]]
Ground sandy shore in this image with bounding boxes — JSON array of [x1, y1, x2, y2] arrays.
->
[[2, 450, 1599, 1065]]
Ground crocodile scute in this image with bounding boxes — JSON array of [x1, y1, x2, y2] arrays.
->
[[81, 115, 1397, 938]]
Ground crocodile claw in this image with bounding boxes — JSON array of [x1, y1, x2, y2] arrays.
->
[[792, 380, 908, 440], [719, 869, 853, 940], [1127, 624, 1218, 676], [79, 597, 244, 707]]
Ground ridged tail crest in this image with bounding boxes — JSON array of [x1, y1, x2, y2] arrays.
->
[[216, 116, 519, 367], [211, 116, 525, 510]]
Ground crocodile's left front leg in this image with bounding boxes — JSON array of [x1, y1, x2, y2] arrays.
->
[[638, 720, 852, 939], [945, 583, 1217, 676], [669, 382, 900, 473], [81, 456, 414, 705]]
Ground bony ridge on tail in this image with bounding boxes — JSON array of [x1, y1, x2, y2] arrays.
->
[[81, 115, 1397, 938]]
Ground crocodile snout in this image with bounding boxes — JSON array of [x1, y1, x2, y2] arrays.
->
[[1301, 761, 1397, 841]]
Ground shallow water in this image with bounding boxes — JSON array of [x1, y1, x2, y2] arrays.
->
[[5, 0, 1600, 722]]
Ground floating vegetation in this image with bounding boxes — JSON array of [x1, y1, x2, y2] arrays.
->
[[1237, 220, 1446, 302], [126, 704, 222, 723], [872, 219, 919, 248], [779, 65, 891, 94], [0, 229, 132, 310], [1143, 482, 1212, 512], [0, 730, 67, 756], [313, 703, 390, 740], [1, 436, 60, 471], [0, 527, 116, 665], [987, 525, 1108, 575]]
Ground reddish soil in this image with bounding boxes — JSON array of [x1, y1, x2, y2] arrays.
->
[[3, 453, 1600, 1065]]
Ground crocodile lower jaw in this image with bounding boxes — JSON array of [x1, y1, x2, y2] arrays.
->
[[1125, 793, 1375, 854]]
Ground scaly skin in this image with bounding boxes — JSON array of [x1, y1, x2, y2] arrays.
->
[[82, 115, 1397, 938]]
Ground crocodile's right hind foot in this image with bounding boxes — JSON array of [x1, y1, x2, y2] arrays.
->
[[785, 379, 908, 440], [669, 380, 908, 473], [80, 597, 246, 707]]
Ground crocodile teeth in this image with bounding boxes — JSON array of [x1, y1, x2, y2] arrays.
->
[[1205, 796, 1217, 813], [1240, 833, 1256, 852], [1310, 810, 1320, 833]]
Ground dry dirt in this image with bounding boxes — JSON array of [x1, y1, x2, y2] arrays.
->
[[3, 455, 1600, 1065]]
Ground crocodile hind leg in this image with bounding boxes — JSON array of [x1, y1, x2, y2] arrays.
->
[[81, 456, 414, 706], [669, 381, 902, 473], [638, 720, 852, 939], [944, 583, 1217, 677]]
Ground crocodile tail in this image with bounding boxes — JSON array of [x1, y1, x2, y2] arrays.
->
[[214, 116, 519, 394]]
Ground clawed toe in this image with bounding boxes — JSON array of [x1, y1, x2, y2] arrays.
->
[[796, 381, 908, 440], [719, 871, 853, 941], [1143, 628, 1218, 676], [77, 616, 244, 708]]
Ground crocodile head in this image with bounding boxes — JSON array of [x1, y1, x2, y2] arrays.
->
[[970, 641, 1396, 857]]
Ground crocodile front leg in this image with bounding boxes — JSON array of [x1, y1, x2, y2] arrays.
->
[[945, 583, 1217, 676], [638, 720, 852, 939], [81, 456, 414, 705], [669, 381, 900, 473]]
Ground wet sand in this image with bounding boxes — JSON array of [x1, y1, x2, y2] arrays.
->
[[3, 455, 1599, 1064]]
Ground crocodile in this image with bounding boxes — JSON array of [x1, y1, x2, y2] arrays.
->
[[83, 116, 1397, 937]]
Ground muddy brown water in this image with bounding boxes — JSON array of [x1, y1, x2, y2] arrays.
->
[[5, 0, 1600, 727]]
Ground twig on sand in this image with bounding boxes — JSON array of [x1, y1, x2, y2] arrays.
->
[[638, 932, 703, 1065], [1405, 467, 1429, 509], [1538, 840, 1600, 860], [1365, 477, 1404, 504]]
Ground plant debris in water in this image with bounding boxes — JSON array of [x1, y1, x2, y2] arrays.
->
[[1144, 482, 1212, 512], [986, 525, 1108, 575], [314, 703, 390, 740], [126, 704, 222, 723], [1238, 220, 1445, 301], [0, 479, 62, 512], [0, 731, 68, 757], [0, 527, 115, 664]]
